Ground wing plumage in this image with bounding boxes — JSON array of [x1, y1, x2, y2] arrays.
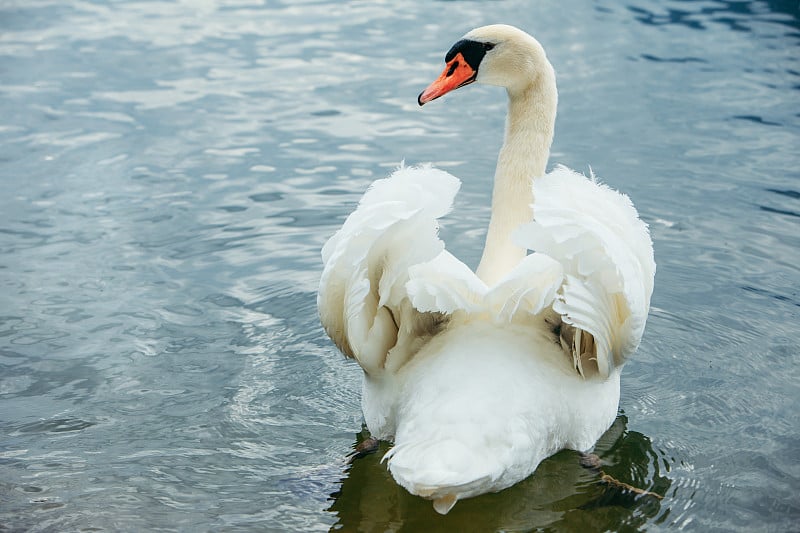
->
[[515, 165, 656, 378], [407, 251, 563, 322], [318, 164, 460, 375], [320, 164, 654, 380]]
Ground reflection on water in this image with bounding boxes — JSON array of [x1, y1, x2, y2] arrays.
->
[[328, 415, 672, 531], [1, 0, 798, 530], [628, 0, 800, 33]]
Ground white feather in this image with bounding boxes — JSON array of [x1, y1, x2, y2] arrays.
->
[[516, 166, 655, 376]]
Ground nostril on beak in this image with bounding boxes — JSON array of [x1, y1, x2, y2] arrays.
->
[[446, 61, 459, 77]]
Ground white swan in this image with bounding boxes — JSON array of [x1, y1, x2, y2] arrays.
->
[[318, 24, 655, 514]]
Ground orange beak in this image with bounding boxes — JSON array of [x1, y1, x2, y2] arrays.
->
[[418, 52, 477, 106]]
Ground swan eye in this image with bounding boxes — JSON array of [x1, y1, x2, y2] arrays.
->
[[483, 42, 495, 51]]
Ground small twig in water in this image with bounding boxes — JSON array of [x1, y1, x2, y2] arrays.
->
[[580, 452, 663, 500], [599, 473, 663, 500]]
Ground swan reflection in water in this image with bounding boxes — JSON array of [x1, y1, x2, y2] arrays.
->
[[327, 414, 671, 531]]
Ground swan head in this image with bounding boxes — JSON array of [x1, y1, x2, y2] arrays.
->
[[418, 24, 551, 105]]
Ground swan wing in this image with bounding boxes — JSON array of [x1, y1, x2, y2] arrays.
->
[[516, 166, 656, 378], [407, 250, 564, 323], [407, 250, 488, 315], [318, 164, 462, 375], [486, 253, 565, 322]]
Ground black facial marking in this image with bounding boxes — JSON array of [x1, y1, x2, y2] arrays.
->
[[444, 39, 494, 71]]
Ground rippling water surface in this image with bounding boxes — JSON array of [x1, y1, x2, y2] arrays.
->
[[1, 0, 798, 530]]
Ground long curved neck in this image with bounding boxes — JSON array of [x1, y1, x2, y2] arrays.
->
[[475, 69, 558, 286]]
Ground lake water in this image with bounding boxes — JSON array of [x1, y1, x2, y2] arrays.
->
[[1, 0, 798, 531]]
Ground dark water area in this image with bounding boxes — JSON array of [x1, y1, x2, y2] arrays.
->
[[1, 0, 798, 530]]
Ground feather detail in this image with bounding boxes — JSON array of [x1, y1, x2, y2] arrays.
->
[[515, 165, 655, 378], [318, 164, 459, 375]]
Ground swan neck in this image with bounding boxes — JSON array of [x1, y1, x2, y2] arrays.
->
[[476, 75, 557, 286]]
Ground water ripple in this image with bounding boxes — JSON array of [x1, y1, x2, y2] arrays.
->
[[0, 0, 798, 531]]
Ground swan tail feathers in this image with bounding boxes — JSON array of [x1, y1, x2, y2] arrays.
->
[[433, 494, 458, 515], [383, 438, 497, 513]]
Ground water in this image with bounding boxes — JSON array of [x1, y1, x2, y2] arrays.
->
[[1, 0, 798, 530]]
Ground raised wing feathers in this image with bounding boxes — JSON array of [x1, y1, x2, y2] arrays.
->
[[515, 166, 655, 378], [407, 251, 563, 322], [318, 164, 460, 375], [320, 164, 654, 380]]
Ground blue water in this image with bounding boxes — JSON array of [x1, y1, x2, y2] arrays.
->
[[1, 1, 798, 531]]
